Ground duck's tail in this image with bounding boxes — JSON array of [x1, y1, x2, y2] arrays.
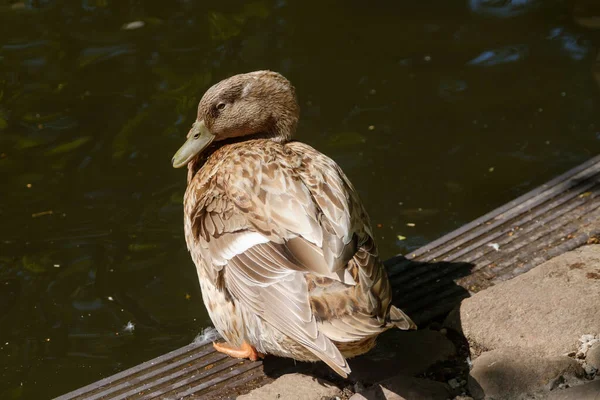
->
[[389, 305, 417, 330]]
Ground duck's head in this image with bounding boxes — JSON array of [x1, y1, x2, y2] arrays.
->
[[172, 70, 300, 168]]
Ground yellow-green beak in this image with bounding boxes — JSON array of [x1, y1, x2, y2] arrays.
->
[[172, 120, 215, 168]]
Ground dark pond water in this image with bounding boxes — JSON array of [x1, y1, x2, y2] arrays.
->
[[1, 0, 600, 398]]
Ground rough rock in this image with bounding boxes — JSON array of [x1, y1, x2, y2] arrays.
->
[[447, 245, 600, 358], [349, 375, 451, 400], [546, 380, 600, 400], [577, 335, 600, 359], [237, 373, 341, 400], [587, 342, 600, 370], [348, 329, 456, 382], [468, 347, 585, 400]]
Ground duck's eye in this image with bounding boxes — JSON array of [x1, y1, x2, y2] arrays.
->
[[216, 102, 226, 111]]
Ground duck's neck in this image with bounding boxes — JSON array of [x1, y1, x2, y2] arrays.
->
[[186, 129, 294, 184]]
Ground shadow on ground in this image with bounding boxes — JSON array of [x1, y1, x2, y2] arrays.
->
[[260, 257, 475, 396]]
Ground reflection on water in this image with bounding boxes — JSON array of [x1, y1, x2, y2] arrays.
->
[[0, 0, 599, 398], [468, 0, 541, 18], [466, 44, 529, 66]]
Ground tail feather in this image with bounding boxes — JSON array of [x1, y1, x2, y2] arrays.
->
[[389, 305, 417, 330], [297, 329, 351, 378], [304, 340, 351, 378]]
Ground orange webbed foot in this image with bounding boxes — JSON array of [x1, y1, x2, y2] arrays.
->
[[212, 341, 265, 362]]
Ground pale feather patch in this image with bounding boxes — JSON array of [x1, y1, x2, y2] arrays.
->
[[241, 81, 254, 98], [192, 326, 220, 345], [210, 231, 270, 266]]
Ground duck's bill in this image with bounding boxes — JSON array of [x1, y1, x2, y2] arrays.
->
[[172, 120, 215, 168]]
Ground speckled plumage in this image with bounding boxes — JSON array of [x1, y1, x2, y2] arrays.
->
[[177, 71, 416, 377]]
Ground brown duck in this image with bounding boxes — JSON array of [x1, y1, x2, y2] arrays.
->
[[172, 70, 416, 377]]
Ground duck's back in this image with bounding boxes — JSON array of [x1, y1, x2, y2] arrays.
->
[[184, 139, 414, 376]]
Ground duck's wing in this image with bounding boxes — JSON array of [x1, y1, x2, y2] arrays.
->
[[224, 242, 351, 376], [287, 142, 399, 320], [186, 143, 355, 376]]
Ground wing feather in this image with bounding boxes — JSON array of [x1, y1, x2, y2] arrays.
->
[[225, 243, 350, 376]]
